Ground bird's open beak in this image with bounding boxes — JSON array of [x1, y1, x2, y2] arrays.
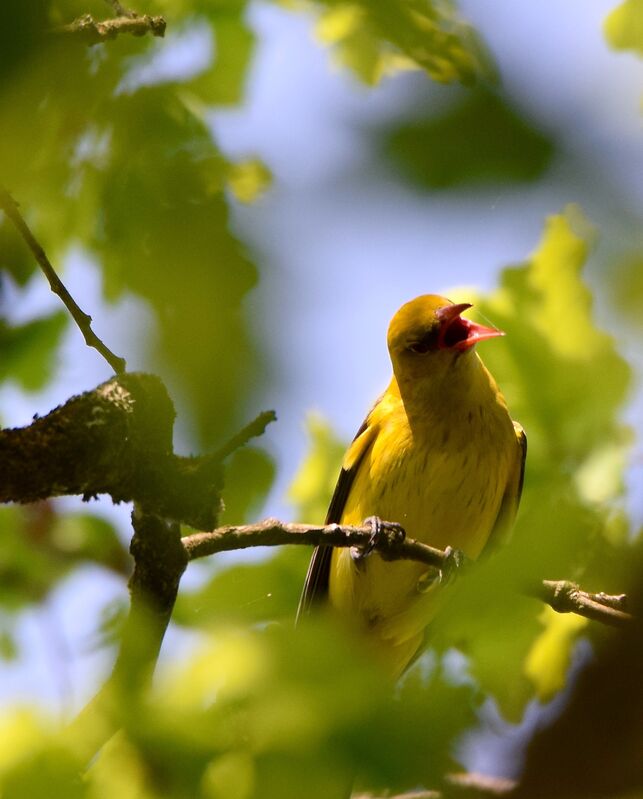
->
[[436, 303, 504, 351]]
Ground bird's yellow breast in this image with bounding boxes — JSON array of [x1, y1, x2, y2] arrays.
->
[[328, 366, 516, 676]]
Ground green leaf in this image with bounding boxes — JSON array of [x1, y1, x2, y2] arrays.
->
[[0, 311, 67, 392], [0, 2, 262, 446], [313, 0, 494, 85], [105, 618, 477, 797], [0, 505, 127, 611], [0, 628, 17, 661], [0, 2, 49, 83], [479, 205, 630, 468], [91, 88, 260, 444], [187, 9, 255, 105], [0, 218, 35, 286], [201, 750, 255, 799], [435, 206, 634, 718], [608, 251, 643, 329], [386, 89, 555, 188], [226, 159, 272, 204]]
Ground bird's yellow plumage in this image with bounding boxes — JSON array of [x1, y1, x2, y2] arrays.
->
[[298, 295, 526, 678]]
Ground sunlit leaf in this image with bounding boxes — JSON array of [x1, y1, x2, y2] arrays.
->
[[574, 439, 630, 505], [188, 8, 255, 105], [0, 710, 85, 799], [480, 205, 630, 466], [312, 0, 493, 85], [604, 0, 643, 56], [144, 618, 477, 796], [88, 734, 152, 799], [452, 206, 634, 716], [524, 606, 588, 702], [201, 750, 255, 799], [226, 159, 272, 204]]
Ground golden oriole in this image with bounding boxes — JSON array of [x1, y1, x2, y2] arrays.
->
[[298, 295, 526, 678]]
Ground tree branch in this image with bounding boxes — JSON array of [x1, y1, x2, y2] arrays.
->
[[115, 509, 187, 688], [353, 771, 517, 797], [104, 0, 136, 18], [0, 187, 126, 374], [0, 373, 222, 529], [53, 13, 166, 45], [64, 510, 187, 760], [529, 580, 632, 628], [213, 409, 277, 461], [182, 517, 448, 568], [182, 519, 633, 627]]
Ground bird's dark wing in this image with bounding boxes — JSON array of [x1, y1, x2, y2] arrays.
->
[[296, 409, 378, 622], [482, 421, 527, 556], [325, 417, 370, 525]]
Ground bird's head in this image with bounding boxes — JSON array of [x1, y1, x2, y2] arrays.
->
[[387, 294, 504, 388]]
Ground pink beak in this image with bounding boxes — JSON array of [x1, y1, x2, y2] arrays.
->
[[436, 303, 504, 350]]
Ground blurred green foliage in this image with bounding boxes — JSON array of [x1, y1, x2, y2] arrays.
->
[[0, 504, 128, 610], [0, 502, 129, 664], [386, 89, 555, 188], [433, 206, 633, 718], [0, 0, 260, 445], [0, 312, 67, 391], [312, 0, 493, 85], [174, 547, 305, 627], [288, 413, 347, 523], [609, 252, 643, 330], [0, 619, 479, 798]]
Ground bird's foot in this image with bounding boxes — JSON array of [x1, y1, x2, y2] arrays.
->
[[350, 516, 406, 563], [440, 546, 469, 585]]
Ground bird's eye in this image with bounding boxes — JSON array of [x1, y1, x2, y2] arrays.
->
[[409, 341, 431, 354], [408, 330, 438, 354]]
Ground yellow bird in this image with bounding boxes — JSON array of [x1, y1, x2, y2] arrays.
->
[[298, 295, 526, 678]]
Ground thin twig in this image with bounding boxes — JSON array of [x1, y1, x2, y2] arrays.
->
[[353, 792, 441, 799], [531, 580, 632, 629], [104, 0, 136, 18], [182, 519, 633, 628], [182, 517, 448, 569], [353, 792, 440, 799], [350, 771, 517, 798], [445, 772, 517, 795], [213, 410, 277, 461], [53, 13, 166, 45], [0, 187, 126, 374]]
